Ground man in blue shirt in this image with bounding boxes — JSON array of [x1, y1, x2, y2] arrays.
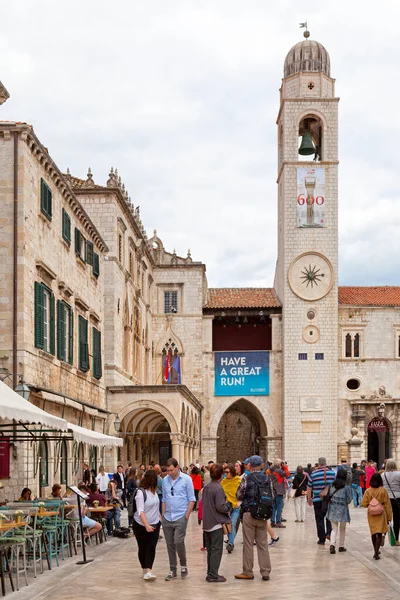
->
[[162, 457, 195, 581], [307, 457, 335, 545]]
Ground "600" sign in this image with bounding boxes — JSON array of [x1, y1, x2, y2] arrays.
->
[[297, 194, 325, 206]]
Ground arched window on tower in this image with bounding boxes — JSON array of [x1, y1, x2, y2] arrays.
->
[[344, 331, 362, 359], [162, 339, 181, 384], [298, 114, 323, 162]]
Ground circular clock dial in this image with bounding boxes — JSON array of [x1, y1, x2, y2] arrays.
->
[[288, 252, 334, 301]]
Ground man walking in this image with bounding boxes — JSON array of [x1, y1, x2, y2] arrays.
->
[[113, 464, 127, 508], [162, 458, 195, 581], [307, 457, 335, 545], [235, 455, 273, 581], [268, 459, 288, 528]]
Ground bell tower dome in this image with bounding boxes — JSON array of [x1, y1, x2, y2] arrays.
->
[[274, 29, 339, 466]]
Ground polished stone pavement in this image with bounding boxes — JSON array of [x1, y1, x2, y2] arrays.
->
[[13, 503, 400, 600]]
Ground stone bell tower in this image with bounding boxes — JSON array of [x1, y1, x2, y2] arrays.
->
[[274, 29, 339, 466]]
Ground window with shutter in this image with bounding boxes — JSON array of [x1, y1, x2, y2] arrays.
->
[[57, 300, 66, 361], [40, 179, 52, 220], [75, 227, 81, 255], [92, 327, 102, 379], [49, 293, 55, 355], [36, 283, 53, 353], [78, 316, 89, 372], [93, 252, 100, 278], [68, 309, 74, 365], [86, 241, 94, 266], [62, 209, 71, 244], [34, 282, 45, 349]]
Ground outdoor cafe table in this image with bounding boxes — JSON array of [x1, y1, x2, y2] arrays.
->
[[37, 511, 58, 517], [87, 506, 110, 543], [0, 522, 28, 595]]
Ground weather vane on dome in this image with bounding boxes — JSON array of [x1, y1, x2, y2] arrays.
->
[[299, 20, 310, 39]]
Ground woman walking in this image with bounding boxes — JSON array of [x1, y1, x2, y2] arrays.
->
[[382, 459, 400, 545], [95, 465, 109, 494], [190, 466, 203, 510], [326, 469, 352, 554], [221, 463, 242, 553], [362, 472, 393, 559], [202, 463, 231, 582], [292, 466, 308, 523], [132, 470, 161, 581]]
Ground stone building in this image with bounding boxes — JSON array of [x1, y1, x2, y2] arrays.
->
[[1, 30, 400, 483]]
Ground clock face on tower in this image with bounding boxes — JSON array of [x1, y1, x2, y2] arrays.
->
[[288, 252, 334, 301]]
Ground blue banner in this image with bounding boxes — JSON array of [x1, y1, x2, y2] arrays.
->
[[214, 351, 270, 396]]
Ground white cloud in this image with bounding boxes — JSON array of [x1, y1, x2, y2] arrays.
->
[[1, 0, 400, 287]]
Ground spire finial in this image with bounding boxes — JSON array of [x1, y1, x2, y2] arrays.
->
[[299, 20, 310, 39], [107, 167, 118, 187], [85, 167, 95, 187]]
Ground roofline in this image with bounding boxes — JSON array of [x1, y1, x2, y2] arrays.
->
[[0, 122, 108, 253]]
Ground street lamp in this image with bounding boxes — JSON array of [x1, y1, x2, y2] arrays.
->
[[114, 414, 121, 433], [15, 382, 30, 401]]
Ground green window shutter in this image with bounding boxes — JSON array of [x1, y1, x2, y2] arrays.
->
[[74, 228, 81, 255], [86, 241, 94, 266], [93, 252, 100, 277], [49, 292, 55, 355], [57, 300, 66, 361], [78, 316, 89, 372], [34, 282, 45, 349], [40, 179, 52, 220], [62, 209, 71, 244], [92, 328, 102, 379], [68, 309, 74, 365]]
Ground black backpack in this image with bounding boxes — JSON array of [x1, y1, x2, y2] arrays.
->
[[249, 474, 273, 521], [128, 488, 147, 517], [112, 526, 131, 539]]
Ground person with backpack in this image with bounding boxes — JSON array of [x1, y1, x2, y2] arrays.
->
[[326, 469, 352, 554], [337, 457, 352, 486], [132, 469, 161, 581], [307, 457, 335, 545], [234, 455, 274, 581], [362, 472, 392, 560]]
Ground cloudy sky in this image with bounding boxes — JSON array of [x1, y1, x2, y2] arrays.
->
[[1, 1, 400, 287]]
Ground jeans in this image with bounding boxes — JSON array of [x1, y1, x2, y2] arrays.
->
[[204, 528, 223, 579], [352, 484, 362, 507], [132, 521, 160, 569], [162, 515, 188, 571], [228, 507, 241, 545], [272, 494, 283, 524], [107, 507, 121, 534], [313, 501, 332, 543]]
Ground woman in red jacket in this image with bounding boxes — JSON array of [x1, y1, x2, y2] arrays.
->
[[190, 466, 203, 510]]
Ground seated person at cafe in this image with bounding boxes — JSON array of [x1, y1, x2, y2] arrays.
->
[[49, 484, 63, 499], [19, 487, 32, 501], [87, 483, 118, 535], [105, 480, 121, 532], [87, 483, 106, 507], [65, 483, 102, 538]]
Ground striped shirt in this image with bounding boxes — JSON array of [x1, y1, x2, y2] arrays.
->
[[307, 467, 335, 503]]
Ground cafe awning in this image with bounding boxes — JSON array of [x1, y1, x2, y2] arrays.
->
[[67, 422, 122, 447], [0, 379, 68, 431]]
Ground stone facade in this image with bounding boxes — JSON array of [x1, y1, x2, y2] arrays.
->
[[2, 34, 400, 497]]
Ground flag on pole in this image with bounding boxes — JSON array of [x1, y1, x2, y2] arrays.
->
[[172, 355, 181, 384], [164, 352, 170, 383]]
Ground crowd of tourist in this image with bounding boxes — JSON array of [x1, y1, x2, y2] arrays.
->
[[14, 454, 400, 583]]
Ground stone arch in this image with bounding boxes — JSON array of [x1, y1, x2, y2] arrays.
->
[[214, 399, 269, 463], [119, 400, 179, 433], [210, 397, 268, 439]]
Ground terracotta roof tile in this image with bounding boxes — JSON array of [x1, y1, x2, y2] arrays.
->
[[64, 174, 104, 190], [338, 286, 400, 307], [204, 288, 281, 309]]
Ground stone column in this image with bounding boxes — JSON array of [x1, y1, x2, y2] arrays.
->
[[265, 437, 283, 462], [346, 427, 364, 464], [184, 442, 189, 468], [169, 434, 180, 462]]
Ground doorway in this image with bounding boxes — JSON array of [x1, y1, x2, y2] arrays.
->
[[367, 418, 390, 468], [216, 399, 267, 463]]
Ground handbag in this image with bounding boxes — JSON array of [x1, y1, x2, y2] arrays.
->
[[389, 523, 397, 547]]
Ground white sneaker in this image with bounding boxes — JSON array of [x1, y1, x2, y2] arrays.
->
[[143, 571, 157, 581]]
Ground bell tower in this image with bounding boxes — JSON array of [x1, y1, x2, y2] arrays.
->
[[274, 29, 339, 465]]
